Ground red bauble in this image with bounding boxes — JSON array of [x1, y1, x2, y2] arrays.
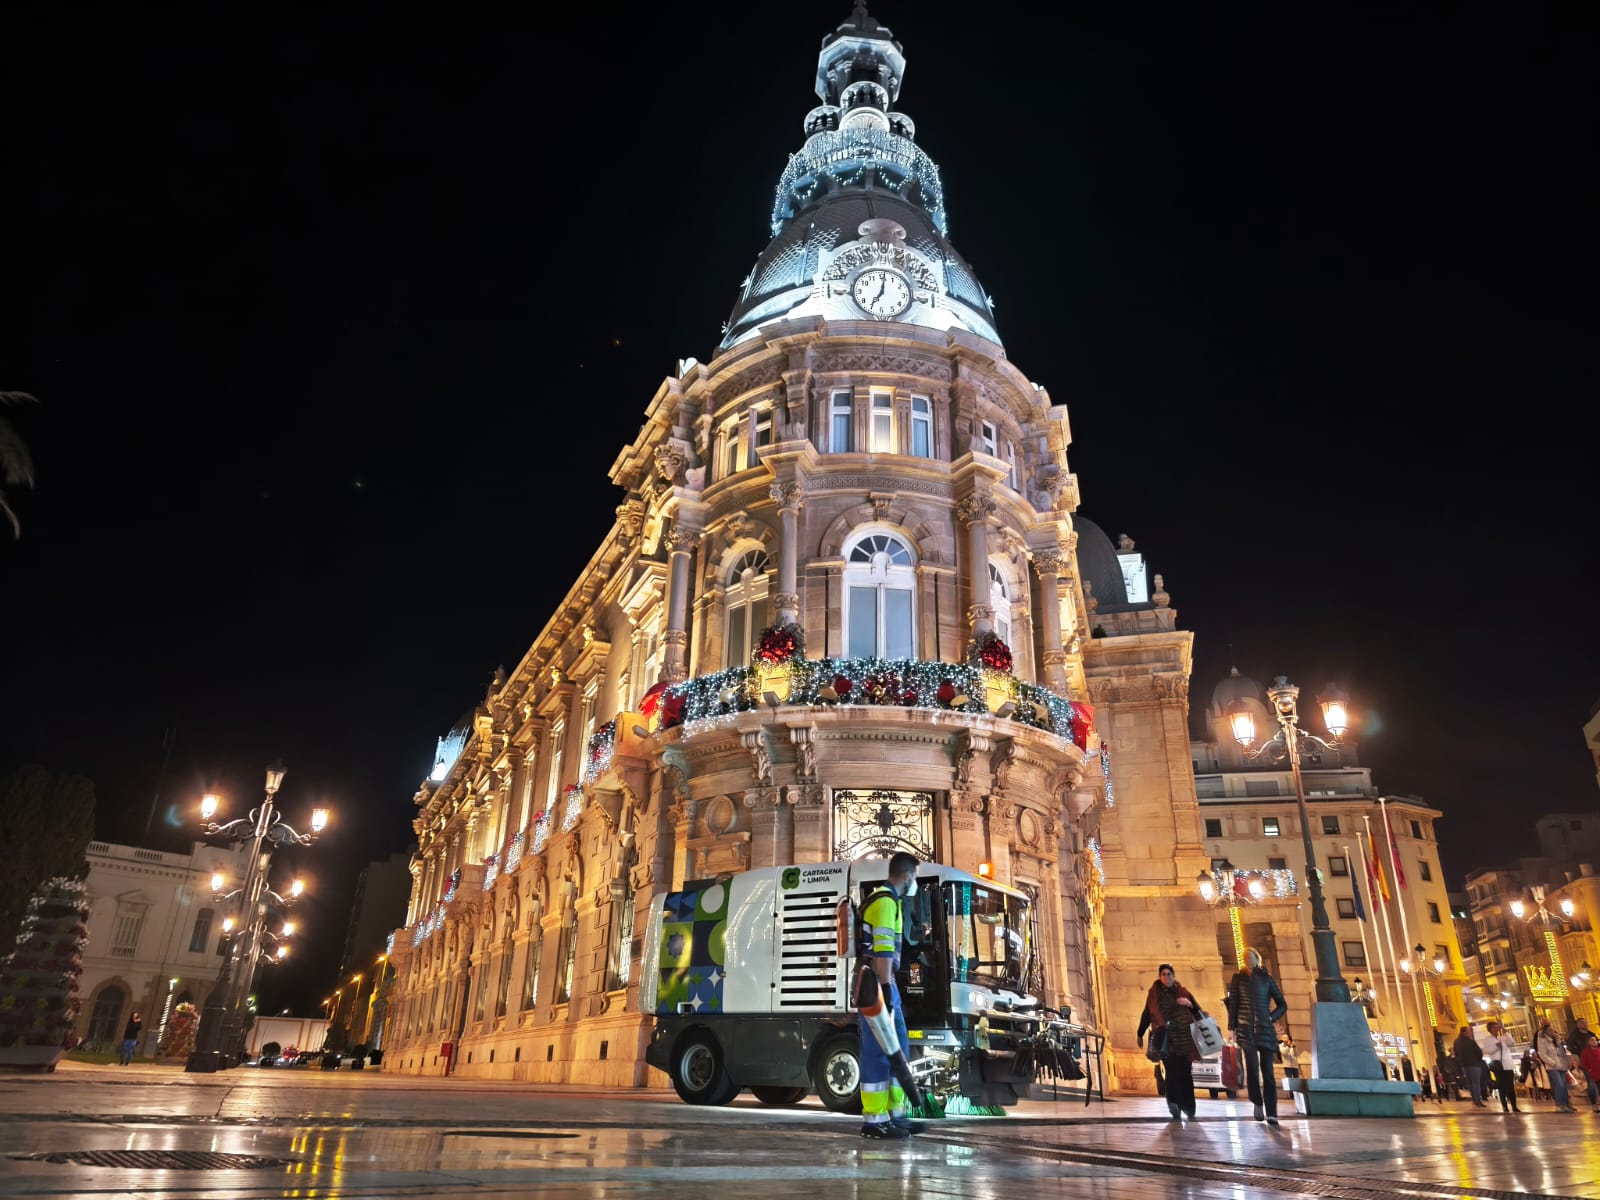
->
[[936, 681, 956, 705], [902, 689, 918, 706], [832, 674, 853, 697], [661, 692, 687, 727]]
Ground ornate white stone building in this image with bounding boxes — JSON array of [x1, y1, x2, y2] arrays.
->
[[380, 4, 1316, 1093]]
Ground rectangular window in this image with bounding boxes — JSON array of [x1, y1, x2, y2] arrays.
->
[[556, 919, 578, 1005], [1244, 780, 1281, 797], [1268, 857, 1287, 871], [979, 420, 998, 457], [723, 421, 741, 478], [1419, 859, 1433, 882], [1005, 441, 1018, 488], [1428, 902, 1442, 923], [111, 912, 145, 958], [831, 392, 853, 452], [1204, 818, 1223, 838], [547, 721, 565, 808], [1342, 941, 1367, 968], [1263, 817, 1281, 837], [1210, 857, 1232, 871], [1337, 898, 1357, 919], [870, 392, 894, 453], [847, 586, 877, 659], [754, 407, 773, 451], [188, 909, 213, 954], [521, 935, 543, 1011], [1410, 819, 1423, 839], [883, 588, 913, 659], [1321, 815, 1341, 835], [1329, 855, 1349, 876], [910, 396, 932, 458], [726, 606, 746, 669], [1435, 945, 1450, 969]]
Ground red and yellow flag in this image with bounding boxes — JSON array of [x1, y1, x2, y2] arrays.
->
[[1369, 834, 1392, 903]]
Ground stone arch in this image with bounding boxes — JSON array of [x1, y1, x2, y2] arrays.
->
[[710, 534, 776, 581], [818, 512, 937, 563], [84, 979, 129, 1048]]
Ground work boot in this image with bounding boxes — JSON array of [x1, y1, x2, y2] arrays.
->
[[889, 1115, 924, 1134], [860, 1122, 911, 1140], [1253, 1103, 1265, 1122]]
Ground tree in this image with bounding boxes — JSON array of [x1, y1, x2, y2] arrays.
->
[[0, 391, 36, 539], [0, 876, 89, 1054], [0, 767, 95, 953]]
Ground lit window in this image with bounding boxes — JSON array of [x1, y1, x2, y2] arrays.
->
[[844, 533, 916, 659], [1342, 941, 1367, 967], [988, 561, 1011, 646], [910, 396, 932, 458], [979, 420, 998, 457], [723, 550, 772, 667], [1263, 817, 1281, 837], [754, 407, 773, 452], [870, 392, 894, 453], [547, 720, 565, 808], [832, 392, 853, 452]]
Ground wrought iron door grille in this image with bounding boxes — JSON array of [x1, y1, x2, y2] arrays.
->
[[832, 789, 934, 862]]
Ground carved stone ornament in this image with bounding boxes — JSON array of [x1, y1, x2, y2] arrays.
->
[[630, 860, 655, 891], [742, 786, 780, 810], [1032, 549, 1064, 577], [967, 603, 995, 626], [769, 481, 806, 511], [1042, 649, 1068, 667], [791, 726, 818, 783], [1117, 533, 1136, 551], [742, 729, 773, 785], [662, 628, 689, 649], [813, 351, 950, 380], [666, 525, 703, 553], [1152, 573, 1171, 607], [1018, 808, 1042, 847], [869, 493, 896, 522], [654, 445, 688, 485], [775, 591, 801, 616], [725, 509, 759, 543], [955, 493, 996, 526], [1086, 677, 1115, 705], [991, 738, 1018, 792]]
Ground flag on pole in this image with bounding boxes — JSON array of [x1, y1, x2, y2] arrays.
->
[[1369, 833, 1392, 902], [1352, 875, 1368, 923], [1386, 815, 1408, 890]]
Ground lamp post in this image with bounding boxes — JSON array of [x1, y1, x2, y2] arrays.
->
[[1227, 678, 1350, 1003], [1196, 857, 1272, 972], [188, 762, 329, 1072]]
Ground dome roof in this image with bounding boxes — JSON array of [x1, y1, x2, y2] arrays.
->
[[1074, 516, 1131, 613], [716, 6, 999, 351], [1211, 667, 1265, 715]]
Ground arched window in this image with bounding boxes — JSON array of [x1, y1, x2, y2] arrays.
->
[[188, 908, 214, 954], [843, 533, 916, 659], [86, 985, 126, 1049], [522, 926, 544, 1012], [495, 927, 514, 1018], [723, 549, 772, 666], [989, 561, 1012, 646], [556, 915, 579, 1005]]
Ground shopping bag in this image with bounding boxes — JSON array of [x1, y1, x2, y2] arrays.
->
[[1144, 1026, 1168, 1062], [1191, 1013, 1225, 1058], [1220, 1043, 1243, 1091]]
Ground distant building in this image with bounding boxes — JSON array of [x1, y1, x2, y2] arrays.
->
[[77, 838, 250, 1055], [1584, 700, 1600, 797], [1192, 669, 1468, 1076], [326, 851, 412, 1048]]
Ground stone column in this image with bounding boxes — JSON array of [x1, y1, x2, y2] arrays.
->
[[956, 492, 996, 639], [788, 786, 830, 863], [1032, 547, 1069, 693], [661, 522, 702, 682], [769, 481, 805, 626]]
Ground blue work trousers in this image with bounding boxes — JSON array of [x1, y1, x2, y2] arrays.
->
[[858, 980, 910, 1123]]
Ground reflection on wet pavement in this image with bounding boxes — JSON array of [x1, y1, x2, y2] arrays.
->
[[2, 1065, 1599, 1198]]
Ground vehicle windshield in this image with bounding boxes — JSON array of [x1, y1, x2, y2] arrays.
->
[[945, 880, 1029, 993]]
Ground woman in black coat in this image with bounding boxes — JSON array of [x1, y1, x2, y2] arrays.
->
[[1138, 963, 1201, 1119], [1225, 948, 1288, 1125]]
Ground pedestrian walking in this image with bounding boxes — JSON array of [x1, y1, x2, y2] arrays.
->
[[1566, 1019, 1598, 1110], [1581, 1036, 1600, 1115], [1479, 1020, 1521, 1112], [1454, 1024, 1487, 1107], [856, 851, 919, 1139], [119, 1012, 142, 1066], [1224, 948, 1288, 1126], [1536, 1017, 1577, 1112], [1137, 963, 1201, 1121]]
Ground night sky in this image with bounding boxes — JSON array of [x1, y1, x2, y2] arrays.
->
[[6, 3, 1595, 1012]]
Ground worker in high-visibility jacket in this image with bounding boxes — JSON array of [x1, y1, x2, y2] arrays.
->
[[857, 850, 920, 1138]]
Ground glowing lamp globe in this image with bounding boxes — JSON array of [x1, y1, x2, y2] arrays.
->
[[1197, 872, 1216, 902], [1319, 687, 1351, 739], [1561, 898, 1576, 917], [281, 921, 295, 938], [311, 808, 329, 834], [290, 879, 306, 898], [1226, 704, 1256, 747], [276, 946, 289, 960], [222, 916, 235, 933], [210, 872, 225, 893], [1247, 878, 1266, 901], [1510, 899, 1526, 919], [200, 794, 220, 821]]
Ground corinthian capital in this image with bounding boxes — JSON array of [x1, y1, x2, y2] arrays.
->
[[665, 524, 703, 553], [1031, 549, 1065, 577], [955, 493, 996, 526], [769, 481, 806, 512]]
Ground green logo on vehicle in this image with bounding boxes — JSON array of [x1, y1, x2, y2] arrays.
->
[[781, 868, 801, 890]]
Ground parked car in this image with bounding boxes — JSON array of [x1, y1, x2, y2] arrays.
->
[[1193, 1056, 1238, 1099]]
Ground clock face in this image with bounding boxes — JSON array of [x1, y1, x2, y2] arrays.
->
[[851, 268, 912, 318]]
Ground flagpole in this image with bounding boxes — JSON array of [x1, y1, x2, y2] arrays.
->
[[1380, 796, 1434, 1079], [1362, 818, 1415, 1078], [1344, 840, 1381, 1013]]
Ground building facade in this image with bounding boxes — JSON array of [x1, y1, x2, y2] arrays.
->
[[1464, 814, 1600, 1045], [1191, 669, 1468, 1078], [325, 851, 412, 1049], [76, 839, 250, 1056], [380, 6, 1308, 1094]]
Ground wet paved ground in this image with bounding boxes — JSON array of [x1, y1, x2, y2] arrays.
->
[[4, 1063, 1600, 1198]]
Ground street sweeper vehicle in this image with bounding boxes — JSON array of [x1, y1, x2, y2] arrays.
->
[[642, 859, 1076, 1112]]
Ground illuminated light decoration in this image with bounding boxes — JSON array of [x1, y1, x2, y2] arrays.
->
[[1523, 930, 1572, 1002], [1087, 837, 1105, 885], [441, 868, 461, 907], [531, 811, 551, 855], [504, 830, 525, 874], [583, 720, 616, 785], [482, 853, 498, 891], [965, 631, 1013, 674], [770, 126, 948, 236], [562, 785, 584, 832], [1100, 745, 1114, 808], [660, 658, 1092, 747], [385, 932, 395, 957], [1203, 868, 1298, 900], [1230, 906, 1246, 970]]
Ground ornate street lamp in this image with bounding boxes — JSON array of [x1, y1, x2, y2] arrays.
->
[[188, 761, 330, 1073]]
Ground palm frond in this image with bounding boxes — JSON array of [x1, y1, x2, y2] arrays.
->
[[0, 393, 37, 539], [0, 490, 18, 538]]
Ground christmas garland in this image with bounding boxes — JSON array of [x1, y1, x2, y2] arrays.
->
[[754, 622, 805, 665], [965, 631, 1014, 673]]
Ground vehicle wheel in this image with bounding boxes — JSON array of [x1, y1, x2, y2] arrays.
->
[[811, 1033, 862, 1113], [752, 1085, 809, 1106], [670, 1029, 739, 1106], [1209, 1090, 1221, 1098]]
